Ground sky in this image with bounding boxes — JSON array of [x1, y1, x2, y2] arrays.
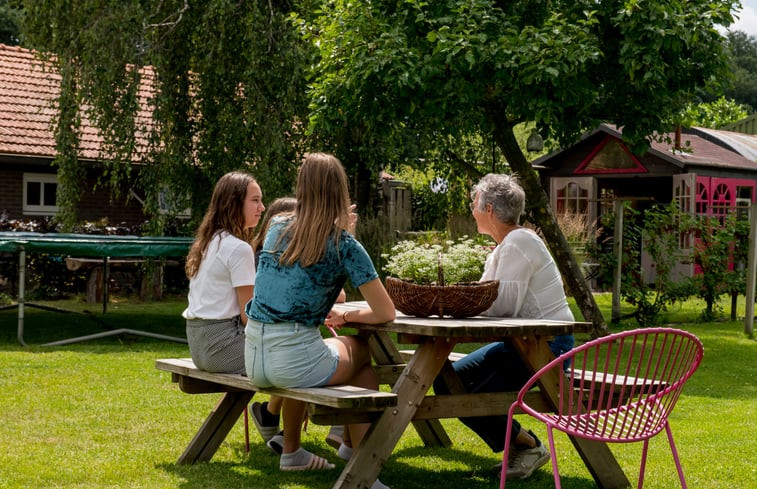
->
[[729, 1, 757, 37]]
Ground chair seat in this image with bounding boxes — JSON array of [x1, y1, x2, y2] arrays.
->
[[544, 401, 669, 442]]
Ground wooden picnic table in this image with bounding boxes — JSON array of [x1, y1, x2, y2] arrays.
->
[[329, 301, 630, 489], [158, 300, 630, 489]]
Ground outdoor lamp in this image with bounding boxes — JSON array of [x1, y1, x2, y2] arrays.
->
[[527, 128, 544, 152]]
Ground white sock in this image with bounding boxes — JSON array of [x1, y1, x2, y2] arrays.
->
[[337, 443, 353, 460], [370, 479, 390, 489], [280, 447, 310, 467]]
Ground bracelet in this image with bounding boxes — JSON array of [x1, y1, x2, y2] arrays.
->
[[342, 310, 349, 323]]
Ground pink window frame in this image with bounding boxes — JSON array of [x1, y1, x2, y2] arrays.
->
[[694, 176, 756, 216], [692, 176, 755, 274]]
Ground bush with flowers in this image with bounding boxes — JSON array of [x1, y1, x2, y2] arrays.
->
[[382, 236, 492, 285]]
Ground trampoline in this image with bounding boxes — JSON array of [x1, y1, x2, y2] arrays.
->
[[0, 232, 193, 346]]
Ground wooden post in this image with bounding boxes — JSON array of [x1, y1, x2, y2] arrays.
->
[[744, 201, 756, 336], [102, 256, 109, 314], [17, 246, 26, 346], [612, 200, 624, 323]]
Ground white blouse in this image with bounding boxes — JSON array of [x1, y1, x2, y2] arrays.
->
[[480, 228, 574, 322], [182, 231, 255, 320]]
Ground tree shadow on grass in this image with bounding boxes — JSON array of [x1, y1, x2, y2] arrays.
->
[[158, 442, 345, 489], [387, 444, 598, 489], [0, 305, 187, 350], [158, 442, 599, 489]]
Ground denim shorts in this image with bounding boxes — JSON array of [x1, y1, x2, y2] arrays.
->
[[244, 320, 339, 388]]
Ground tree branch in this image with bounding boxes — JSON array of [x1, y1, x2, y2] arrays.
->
[[444, 149, 485, 180], [144, 0, 189, 30]]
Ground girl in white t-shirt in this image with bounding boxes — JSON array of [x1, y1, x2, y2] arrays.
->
[[182, 171, 265, 373]]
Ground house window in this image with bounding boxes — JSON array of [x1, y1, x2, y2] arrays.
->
[[673, 174, 695, 249], [550, 176, 596, 240], [696, 181, 709, 215], [695, 176, 755, 219], [710, 183, 732, 224], [735, 185, 753, 220], [598, 187, 616, 219], [555, 181, 589, 214], [23, 173, 59, 215]]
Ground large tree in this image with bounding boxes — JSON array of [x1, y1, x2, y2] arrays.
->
[[21, 0, 314, 231], [725, 30, 757, 112], [304, 0, 739, 334], [0, 0, 21, 45]]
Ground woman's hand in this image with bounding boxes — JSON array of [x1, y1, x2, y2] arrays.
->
[[324, 279, 395, 329], [348, 204, 358, 234], [324, 307, 350, 329]]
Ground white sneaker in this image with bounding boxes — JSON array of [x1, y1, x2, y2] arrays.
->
[[506, 443, 549, 479]]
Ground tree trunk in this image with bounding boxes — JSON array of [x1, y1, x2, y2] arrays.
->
[[491, 123, 608, 337]]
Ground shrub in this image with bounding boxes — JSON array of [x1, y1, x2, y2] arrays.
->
[[382, 236, 492, 285]]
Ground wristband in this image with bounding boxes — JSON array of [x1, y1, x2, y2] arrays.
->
[[342, 310, 349, 323]]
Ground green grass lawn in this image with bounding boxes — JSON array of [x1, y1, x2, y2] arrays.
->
[[0, 293, 755, 488]]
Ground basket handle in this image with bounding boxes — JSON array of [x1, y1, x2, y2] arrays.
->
[[438, 252, 445, 286]]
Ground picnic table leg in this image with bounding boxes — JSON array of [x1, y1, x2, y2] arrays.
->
[[334, 337, 455, 489], [177, 391, 254, 464], [510, 335, 631, 489], [366, 331, 451, 447]]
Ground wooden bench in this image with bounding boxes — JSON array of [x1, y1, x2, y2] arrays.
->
[[156, 358, 397, 464], [66, 257, 180, 309]]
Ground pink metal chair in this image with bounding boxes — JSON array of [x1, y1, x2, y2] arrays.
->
[[499, 327, 704, 489]]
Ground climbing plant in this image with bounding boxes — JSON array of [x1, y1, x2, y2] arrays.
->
[[21, 0, 314, 232]]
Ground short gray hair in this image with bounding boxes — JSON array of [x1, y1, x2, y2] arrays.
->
[[471, 173, 525, 224]]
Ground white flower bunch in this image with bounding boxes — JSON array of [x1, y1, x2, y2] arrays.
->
[[429, 177, 449, 194], [383, 236, 492, 285]]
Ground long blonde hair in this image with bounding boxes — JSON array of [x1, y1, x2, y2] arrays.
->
[[279, 153, 351, 267], [185, 171, 258, 278]]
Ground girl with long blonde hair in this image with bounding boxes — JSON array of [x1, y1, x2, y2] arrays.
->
[[244, 153, 394, 489]]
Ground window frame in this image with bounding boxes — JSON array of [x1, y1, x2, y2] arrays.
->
[[22, 172, 59, 215]]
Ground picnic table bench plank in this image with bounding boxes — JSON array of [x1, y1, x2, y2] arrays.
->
[[156, 358, 397, 411]]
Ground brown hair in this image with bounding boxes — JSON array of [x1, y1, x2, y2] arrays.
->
[[252, 196, 297, 254], [185, 171, 258, 278], [278, 153, 351, 267]]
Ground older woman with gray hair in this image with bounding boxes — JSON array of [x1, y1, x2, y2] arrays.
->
[[434, 173, 574, 480]]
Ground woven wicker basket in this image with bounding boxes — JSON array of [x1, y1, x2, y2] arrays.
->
[[385, 276, 499, 318]]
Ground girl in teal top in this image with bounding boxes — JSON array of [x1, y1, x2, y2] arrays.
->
[[246, 216, 377, 325], [244, 153, 394, 489]]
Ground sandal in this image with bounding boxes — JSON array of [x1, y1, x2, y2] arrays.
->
[[325, 425, 345, 450], [266, 431, 284, 455], [280, 452, 335, 471]]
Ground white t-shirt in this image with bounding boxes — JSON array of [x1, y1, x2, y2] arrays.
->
[[182, 231, 255, 320], [481, 228, 574, 321]]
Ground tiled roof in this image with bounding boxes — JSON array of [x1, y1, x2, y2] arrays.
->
[[0, 43, 153, 161]]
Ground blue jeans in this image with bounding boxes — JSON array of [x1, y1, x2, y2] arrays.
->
[[432, 334, 574, 453]]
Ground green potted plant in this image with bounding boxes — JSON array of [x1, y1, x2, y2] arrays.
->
[[382, 237, 498, 318]]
